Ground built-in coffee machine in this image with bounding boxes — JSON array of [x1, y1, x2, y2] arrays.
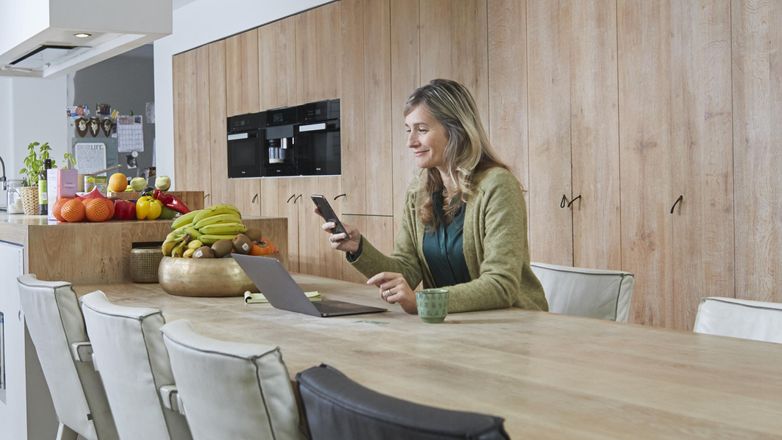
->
[[226, 99, 340, 178]]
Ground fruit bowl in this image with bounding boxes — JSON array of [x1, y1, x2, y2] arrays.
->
[[158, 255, 260, 297]]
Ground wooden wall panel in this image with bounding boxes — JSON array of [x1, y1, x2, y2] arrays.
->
[[570, 0, 621, 270], [258, 19, 296, 110], [527, 1, 574, 266], [225, 29, 260, 116], [733, 0, 782, 303], [207, 41, 229, 207], [341, 214, 395, 284], [670, 0, 733, 329], [295, 2, 342, 103], [618, 0, 675, 327], [390, 0, 420, 238], [487, 0, 529, 197], [172, 51, 191, 192]]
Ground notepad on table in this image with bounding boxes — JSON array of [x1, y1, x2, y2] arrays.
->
[[244, 290, 321, 304]]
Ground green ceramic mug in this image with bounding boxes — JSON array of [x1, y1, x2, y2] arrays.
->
[[416, 288, 449, 323]]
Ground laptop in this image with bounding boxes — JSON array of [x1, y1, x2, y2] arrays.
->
[[232, 254, 387, 317]]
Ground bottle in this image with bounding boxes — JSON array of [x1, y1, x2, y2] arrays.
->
[[38, 158, 52, 216]]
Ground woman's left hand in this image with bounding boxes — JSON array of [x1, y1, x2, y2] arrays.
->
[[366, 272, 417, 314]]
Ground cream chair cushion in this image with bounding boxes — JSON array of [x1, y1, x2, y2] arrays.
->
[[694, 297, 782, 344], [16, 274, 118, 440], [161, 320, 304, 440], [531, 262, 635, 322], [80, 291, 192, 440]]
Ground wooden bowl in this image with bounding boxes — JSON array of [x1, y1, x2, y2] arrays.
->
[[158, 255, 257, 297]]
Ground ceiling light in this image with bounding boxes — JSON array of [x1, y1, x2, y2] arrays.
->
[[74, 33, 92, 39]]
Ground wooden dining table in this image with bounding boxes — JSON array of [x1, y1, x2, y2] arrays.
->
[[76, 275, 782, 439]]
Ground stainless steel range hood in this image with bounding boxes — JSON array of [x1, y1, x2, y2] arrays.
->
[[0, 0, 171, 77]]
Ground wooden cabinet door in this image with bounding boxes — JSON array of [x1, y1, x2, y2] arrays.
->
[[173, 46, 212, 195], [258, 18, 296, 111], [225, 29, 260, 117], [733, 0, 782, 303], [294, 1, 342, 103], [260, 178, 302, 272], [619, 0, 733, 329], [340, 0, 393, 216], [341, 214, 396, 284], [299, 177, 343, 279]]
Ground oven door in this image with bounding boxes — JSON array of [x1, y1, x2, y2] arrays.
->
[[296, 120, 341, 175], [227, 130, 262, 178]]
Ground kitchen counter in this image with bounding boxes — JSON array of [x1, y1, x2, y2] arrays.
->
[[0, 212, 288, 284]]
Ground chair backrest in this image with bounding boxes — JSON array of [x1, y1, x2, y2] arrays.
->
[[296, 364, 509, 440], [160, 319, 304, 440], [80, 291, 192, 440], [694, 297, 782, 344], [531, 262, 635, 322], [16, 274, 118, 440]]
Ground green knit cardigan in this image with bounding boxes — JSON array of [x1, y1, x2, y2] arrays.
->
[[350, 167, 548, 313]]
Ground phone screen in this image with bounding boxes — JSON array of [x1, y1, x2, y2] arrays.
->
[[311, 194, 347, 235]]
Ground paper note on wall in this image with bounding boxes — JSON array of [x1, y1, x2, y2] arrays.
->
[[74, 143, 107, 174], [117, 115, 144, 153]]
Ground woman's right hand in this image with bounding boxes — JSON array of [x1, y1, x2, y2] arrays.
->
[[320, 218, 361, 254]]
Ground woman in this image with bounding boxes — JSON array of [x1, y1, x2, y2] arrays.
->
[[321, 79, 547, 314]]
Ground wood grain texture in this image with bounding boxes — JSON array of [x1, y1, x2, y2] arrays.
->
[[732, 0, 782, 303], [294, 2, 342, 103], [670, 0, 733, 329], [340, 214, 395, 283], [390, 0, 420, 238], [487, 0, 530, 205], [225, 29, 260, 116], [80, 279, 782, 439], [25, 217, 287, 284], [618, 0, 675, 327], [207, 40, 230, 207], [527, 0, 574, 266], [569, 0, 621, 271], [299, 177, 343, 279], [258, 18, 296, 110]]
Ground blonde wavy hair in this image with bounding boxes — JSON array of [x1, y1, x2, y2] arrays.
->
[[404, 79, 508, 227]]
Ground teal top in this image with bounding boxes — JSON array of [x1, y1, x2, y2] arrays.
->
[[422, 193, 470, 287]]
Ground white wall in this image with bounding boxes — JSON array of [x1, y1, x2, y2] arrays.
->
[[0, 76, 67, 181], [154, 0, 330, 188]]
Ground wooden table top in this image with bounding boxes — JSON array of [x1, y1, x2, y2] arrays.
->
[[76, 276, 782, 439]]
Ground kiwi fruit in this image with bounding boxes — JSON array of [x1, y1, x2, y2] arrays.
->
[[211, 239, 234, 258], [232, 233, 253, 254], [193, 246, 215, 259], [245, 227, 263, 242]]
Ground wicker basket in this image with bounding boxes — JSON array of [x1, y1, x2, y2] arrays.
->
[[19, 186, 39, 216], [130, 246, 164, 283]]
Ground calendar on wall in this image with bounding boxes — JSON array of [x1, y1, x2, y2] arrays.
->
[[117, 115, 144, 153]]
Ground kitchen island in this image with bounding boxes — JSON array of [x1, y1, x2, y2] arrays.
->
[[0, 213, 288, 439]]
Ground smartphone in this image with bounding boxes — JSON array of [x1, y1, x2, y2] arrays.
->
[[311, 194, 347, 236]]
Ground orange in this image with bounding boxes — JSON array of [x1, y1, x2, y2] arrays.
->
[[52, 197, 72, 222], [60, 198, 86, 222], [250, 239, 279, 256], [108, 172, 128, 193], [85, 198, 114, 222]]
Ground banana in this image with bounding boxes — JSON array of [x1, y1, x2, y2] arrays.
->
[[199, 234, 239, 245], [193, 213, 242, 230], [171, 209, 203, 230], [171, 236, 191, 258], [183, 248, 196, 258], [187, 240, 203, 250], [192, 204, 241, 225], [198, 222, 247, 236], [185, 226, 202, 240], [161, 239, 179, 256]]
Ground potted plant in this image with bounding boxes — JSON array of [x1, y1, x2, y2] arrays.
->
[[18, 141, 56, 215]]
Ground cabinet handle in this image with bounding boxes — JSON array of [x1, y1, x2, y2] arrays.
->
[[670, 195, 683, 214], [567, 194, 582, 208], [286, 194, 296, 203], [252, 193, 259, 203], [204, 193, 211, 200], [294, 194, 303, 203], [560, 194, 568, 208], [334, 193, 346, 200]]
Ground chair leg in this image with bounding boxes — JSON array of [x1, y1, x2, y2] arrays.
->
[[56, 423, 78, 440]]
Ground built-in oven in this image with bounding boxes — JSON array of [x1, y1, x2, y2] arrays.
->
[[295, 99, 340, 175], [227, 113, 263, 178]]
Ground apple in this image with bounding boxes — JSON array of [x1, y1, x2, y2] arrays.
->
[[130, 177, 147, 192], [155, 175, 171, 191]]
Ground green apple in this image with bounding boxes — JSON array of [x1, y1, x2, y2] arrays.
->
[[130, 177, 147, 192], [155, 175, 171, 191]]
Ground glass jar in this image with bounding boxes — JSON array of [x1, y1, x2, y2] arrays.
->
[[6, 180, 24, 214]]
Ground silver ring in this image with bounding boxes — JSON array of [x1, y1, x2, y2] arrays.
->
[[383, 290, 391, 298]]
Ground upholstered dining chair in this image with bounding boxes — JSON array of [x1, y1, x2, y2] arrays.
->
[[531, 262, 635, 322], [694, 297, 782, 344], [296, 364, 510, 439], [160, 319, 305, 440], [80, 291, 192, 440], [16, 274, 118, 440]]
